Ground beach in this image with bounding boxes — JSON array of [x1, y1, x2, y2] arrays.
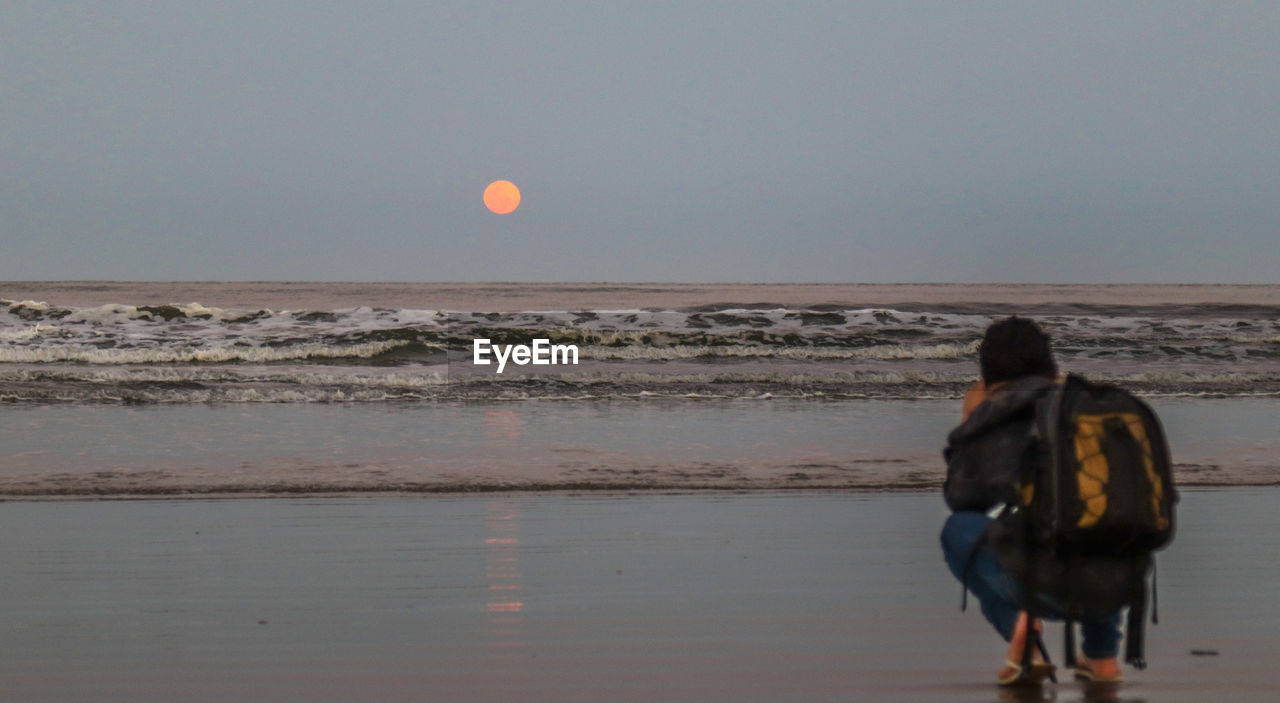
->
[[3, 489, 1277, 702], [2, 282, 1278, 702], [9, 1, 1280, 698]]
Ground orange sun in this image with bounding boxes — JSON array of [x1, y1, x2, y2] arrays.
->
[[483, 180, 521, 214]]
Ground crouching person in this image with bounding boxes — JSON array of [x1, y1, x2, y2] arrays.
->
[[941, 317, 1129, 686]]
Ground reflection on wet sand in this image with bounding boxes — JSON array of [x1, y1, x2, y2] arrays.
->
[[1, 491, 1271, 702], [482, 409, 530, 665], [485, 500, 527, 669], [996, 680, 1134, 703]]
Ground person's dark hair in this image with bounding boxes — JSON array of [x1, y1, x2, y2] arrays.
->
[[978, 316, 1057, 385]]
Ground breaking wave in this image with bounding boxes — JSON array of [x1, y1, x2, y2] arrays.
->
[[3, 297, 1278, 403], [0, 339, 420, 364]]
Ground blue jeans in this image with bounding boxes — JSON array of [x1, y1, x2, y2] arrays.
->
[[941, 511, 1122, 659]]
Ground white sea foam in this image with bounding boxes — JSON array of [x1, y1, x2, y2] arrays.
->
[[5, 292, 1279, 403], [0, 366, 449, 387], [580, 341, 979, 361], [0, 339, 414, 364], [0, 324, 63, 341]]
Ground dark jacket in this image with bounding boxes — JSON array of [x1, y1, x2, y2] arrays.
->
[[944, 374, 1072, 591], [943, 375, 1058, 513]]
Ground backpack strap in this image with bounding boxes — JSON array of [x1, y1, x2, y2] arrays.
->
[[1151, 557, 1159, 625], [958, 531, 989, 612], [1036, 635, 1056, 683], [1021, 379, 1064, 671], [1125, 573, 1148, 670], [1020, 508, 1043, 672], [1064, 619, 1077, 668]]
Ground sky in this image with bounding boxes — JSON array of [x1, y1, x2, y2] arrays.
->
[[2, 1, 1278, 283]]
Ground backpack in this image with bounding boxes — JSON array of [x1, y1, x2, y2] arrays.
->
[[1014, 374, 1178, 671]]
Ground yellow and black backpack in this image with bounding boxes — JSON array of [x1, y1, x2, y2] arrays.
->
[[1018, 374, 1178, 670]]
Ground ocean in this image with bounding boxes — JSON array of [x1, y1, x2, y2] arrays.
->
[[2, 282, 1277, 496]]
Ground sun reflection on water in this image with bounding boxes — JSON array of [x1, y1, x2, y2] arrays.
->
[[484, 500, 527, 664]]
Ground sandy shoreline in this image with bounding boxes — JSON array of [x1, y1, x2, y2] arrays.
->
[[2, 490, 1276, 702], [4, 281, 1279, 311], [3, 455, 1272, 501]]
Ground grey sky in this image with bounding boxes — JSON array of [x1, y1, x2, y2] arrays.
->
[[3, 1, 1277, 283]]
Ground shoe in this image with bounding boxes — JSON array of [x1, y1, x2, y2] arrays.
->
[[998, 659, 1057, 686], [997, 612, 1055, 686], [1073, 656, 1123, 683]]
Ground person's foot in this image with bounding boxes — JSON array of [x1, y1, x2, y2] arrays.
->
[[1074, 656, 1123, 683], [997, 612, 1055, 686], [997, 659, 1056, 686]]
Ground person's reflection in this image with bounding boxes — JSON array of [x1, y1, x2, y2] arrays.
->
[[1079, 681, 1128, 703], [993, 681, 1134, 703], [996, 683, 1057, 703]]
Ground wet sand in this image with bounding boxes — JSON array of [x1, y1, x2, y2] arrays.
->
[[2, 489, 1276, 702], [3, 398, 1277, 497]]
